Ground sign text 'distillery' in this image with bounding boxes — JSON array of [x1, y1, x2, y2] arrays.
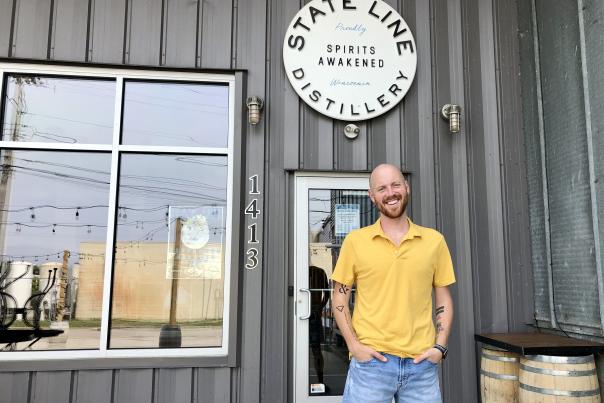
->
[[283, 0, 417, 121]]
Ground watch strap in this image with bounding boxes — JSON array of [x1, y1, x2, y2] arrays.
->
[[433, 343, 448, 359]]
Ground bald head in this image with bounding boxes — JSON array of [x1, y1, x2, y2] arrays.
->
[[369, 164, 406, 190]]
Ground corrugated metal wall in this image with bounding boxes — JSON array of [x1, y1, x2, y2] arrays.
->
[[0, 0, 531, 402], [520, 0, 604, 338]]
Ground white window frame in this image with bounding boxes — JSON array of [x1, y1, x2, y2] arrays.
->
[[0, 63, 236, 360]]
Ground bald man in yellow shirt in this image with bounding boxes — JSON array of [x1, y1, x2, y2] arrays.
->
[[332, 164, 455, 403]]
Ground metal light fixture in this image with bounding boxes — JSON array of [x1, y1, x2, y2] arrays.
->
[[441, 104, 461, 133], [246, 96, 264, 125]]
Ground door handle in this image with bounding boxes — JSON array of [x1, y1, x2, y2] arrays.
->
[[298, 288, 311, 320]]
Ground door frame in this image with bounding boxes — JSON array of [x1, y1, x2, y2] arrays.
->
[[293, 172, 370, 403]]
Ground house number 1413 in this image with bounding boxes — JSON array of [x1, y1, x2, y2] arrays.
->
[[245, 175, 261, 269]]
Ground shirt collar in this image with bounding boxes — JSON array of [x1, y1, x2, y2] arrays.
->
[[369, 217, 422, 241]]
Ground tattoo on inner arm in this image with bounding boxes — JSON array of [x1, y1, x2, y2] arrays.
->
[[336, 305, 344, 312], [435, 305, 445, 316], [436, 322, 444, 333]]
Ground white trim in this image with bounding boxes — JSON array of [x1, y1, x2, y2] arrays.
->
[[99, 77, 124, 352], [0, 346, 227, 361], [0, 63, 235, 84], [294, 174, 369, 403], [117, 145, 229, 154], [0, 141, 113, 151], [0, 62, 236, 360]]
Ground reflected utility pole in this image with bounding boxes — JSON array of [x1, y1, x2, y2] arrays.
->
[[0, 79, 22, 255], [159, 217, 182, 347]]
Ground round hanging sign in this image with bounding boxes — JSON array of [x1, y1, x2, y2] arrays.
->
[[283, 0, 417, 121]]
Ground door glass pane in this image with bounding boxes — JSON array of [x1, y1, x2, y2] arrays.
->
[[109, 153, 227, 349], [0, 150, 110, 350], [307, 189, 377, 396], [120, 81, 229, 148], [2, 75, 115, 144]]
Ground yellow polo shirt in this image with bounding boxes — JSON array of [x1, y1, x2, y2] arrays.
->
[[331, 218, 455, 358]]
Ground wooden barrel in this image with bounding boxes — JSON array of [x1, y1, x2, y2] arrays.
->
[[519, 355, 601, 402], [481, 347, 520, 403]]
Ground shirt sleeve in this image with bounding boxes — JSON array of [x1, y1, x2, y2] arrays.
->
[[433, 236, 456, 287], [331, 235, 356, 286]]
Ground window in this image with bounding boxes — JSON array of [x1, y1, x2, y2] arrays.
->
[[0, 64, 237, 360]]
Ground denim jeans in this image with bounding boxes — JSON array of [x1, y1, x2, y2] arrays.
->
[[343, 353, 441, 403]]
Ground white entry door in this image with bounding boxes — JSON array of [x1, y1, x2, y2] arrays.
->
[[294, 173, 375, 403]]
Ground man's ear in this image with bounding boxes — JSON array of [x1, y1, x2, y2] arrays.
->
[[368, 189, 375, 204]]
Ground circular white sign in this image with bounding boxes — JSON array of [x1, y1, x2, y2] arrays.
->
[[283, 0, 417, 121], [181, 214, 209, 250]]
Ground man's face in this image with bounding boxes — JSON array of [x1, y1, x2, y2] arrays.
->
[[368, 166, 409, 219]]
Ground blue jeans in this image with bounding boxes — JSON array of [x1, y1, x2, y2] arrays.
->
[[343, 354, 441, 403]]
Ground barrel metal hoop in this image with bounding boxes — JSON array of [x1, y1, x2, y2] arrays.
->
[[482, 352, 519, 362], [520, 363, 596, 377], [480, 369, 518, 381], [520, 383, 600, 397], [523, 355, 593, 364]]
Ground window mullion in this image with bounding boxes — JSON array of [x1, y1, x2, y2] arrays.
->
[[99, 76, 124, 353]]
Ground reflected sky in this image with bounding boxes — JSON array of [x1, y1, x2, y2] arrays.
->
[[0, 150, 110, 262], [122, 81, 229, 147], [2, 75, 115, 144]]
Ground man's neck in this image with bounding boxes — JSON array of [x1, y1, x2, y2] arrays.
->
[[379, 214, 409, 246]]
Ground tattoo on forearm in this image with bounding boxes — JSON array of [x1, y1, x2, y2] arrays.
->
[[435, 305, 445, 316], [338, 284, 350, 294], [336, 305, 344, 312], [436, 322, 444, 334]]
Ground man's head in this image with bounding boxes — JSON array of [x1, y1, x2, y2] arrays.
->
[[368, 164, 409, 219]]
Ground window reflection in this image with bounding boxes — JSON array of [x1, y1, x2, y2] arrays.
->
[[109, 154, 227, 349], [0, 150, 110, 350], [121, 81, 229, 147], [1, 75, 115, 144]]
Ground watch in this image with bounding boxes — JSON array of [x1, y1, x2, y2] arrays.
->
[[433, 343, 448, 359]]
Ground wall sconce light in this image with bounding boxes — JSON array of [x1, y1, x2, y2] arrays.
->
[[441, 104, 461, 133], [246, 96, 264, 125]]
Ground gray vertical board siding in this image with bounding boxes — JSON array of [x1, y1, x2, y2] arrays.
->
[[89, 0, 126, 63], [0, 0, 13, 57], [200, 0, 233, 68], [477, 0, 507, 332], [113, 369, 153, 403], [462, 0, 506, 333], [301, 106, 333, 169], [162, 0, 198, 67], [584, 0, 604, 331], [368, 0, 403, 169], [73, 370, 113, 403], [536, 0, 599, 330], [125, 0, 162, 66], [0, 372, 30, 403], [494, 0, 533, 332], [30, 371, 72, 403], [11, 0, 52, 58], [234, 0, 266, 402], [50, 0, 89, 61], [433, 0, 478, 401], [193, 368, 231, 402], [154, 368, 192, 403], [274, 0, 301, 170], [518, 0, 549, 323], [405, 0, 436, 226], [261, 0, 299, 398], [334, 120, 367, 171]]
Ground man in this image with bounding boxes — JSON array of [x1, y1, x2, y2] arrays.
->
[[332, 163, 455, 403]]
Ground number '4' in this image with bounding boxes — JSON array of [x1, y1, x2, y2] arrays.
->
[[245, 199, 260, 219]]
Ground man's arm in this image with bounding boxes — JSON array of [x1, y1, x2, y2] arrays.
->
[[332, 280, 387, 362], [413, 285, 454, 364]]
